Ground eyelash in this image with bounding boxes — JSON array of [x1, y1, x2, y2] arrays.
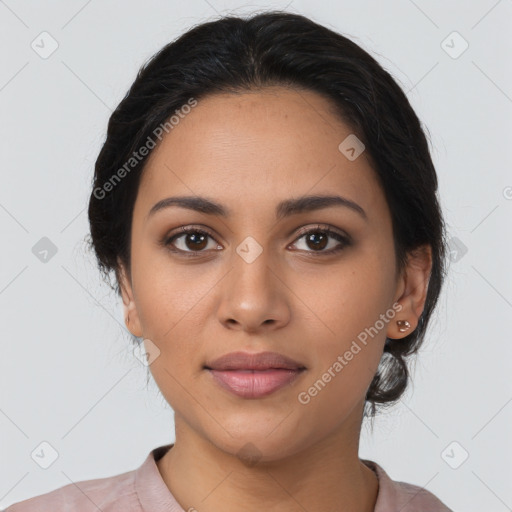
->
[[162, 224, 351, 258]]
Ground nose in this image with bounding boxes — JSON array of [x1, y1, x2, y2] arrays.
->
[[215, 249, 291, 333]]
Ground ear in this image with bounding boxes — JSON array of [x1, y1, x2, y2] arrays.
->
[[387, 244, 433, 340], [118, 258, 143, 338]]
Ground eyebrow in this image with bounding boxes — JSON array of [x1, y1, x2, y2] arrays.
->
[[146, 194, 368, 222]]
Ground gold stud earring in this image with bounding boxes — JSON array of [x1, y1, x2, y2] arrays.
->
[[397, 320, 411, 333]]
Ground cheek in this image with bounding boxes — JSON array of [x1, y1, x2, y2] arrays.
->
[[292, 257, 392, 403], [293, 257, 394, 345], [131, 248, 216, 342]]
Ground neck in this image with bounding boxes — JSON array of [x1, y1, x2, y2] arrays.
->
[[156, 410, 379, 512]]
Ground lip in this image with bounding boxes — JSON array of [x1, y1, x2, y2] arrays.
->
[[204, 351, 306, 399], [204, 351, 306, 371], [207, 368, 305, 399]]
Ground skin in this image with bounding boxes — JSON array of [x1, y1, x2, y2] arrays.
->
[[118, 86, 432, 512]]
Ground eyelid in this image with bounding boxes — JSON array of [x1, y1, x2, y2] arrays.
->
[[168, 224, 222, 246], [291, 223, 349, 242]]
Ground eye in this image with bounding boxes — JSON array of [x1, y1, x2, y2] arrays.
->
[[289, 224, 351, 255], [162, 224, 351, 257], [163, 226, 222, 256]]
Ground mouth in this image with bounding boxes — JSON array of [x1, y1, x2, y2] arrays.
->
[[203, 351, 306, 399]]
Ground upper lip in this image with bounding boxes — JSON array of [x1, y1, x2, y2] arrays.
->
[[204, 351, 306, 371]]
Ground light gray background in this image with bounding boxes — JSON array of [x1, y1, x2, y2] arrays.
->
[[1, 1, 511, 510]]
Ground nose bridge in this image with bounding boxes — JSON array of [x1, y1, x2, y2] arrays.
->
[[215, 234, 290, 331], [231, 235, 278, 301]]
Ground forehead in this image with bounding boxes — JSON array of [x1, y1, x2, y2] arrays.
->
[[136, 87, 385, 222]]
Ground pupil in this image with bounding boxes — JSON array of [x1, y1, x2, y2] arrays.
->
[[308, 232, 327, 250], [188, 232, 207, 250]]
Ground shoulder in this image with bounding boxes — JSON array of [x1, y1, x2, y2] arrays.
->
[[3, 467, 140, 512], [391, 479, 453, 511], [362, 459, 453, 512]]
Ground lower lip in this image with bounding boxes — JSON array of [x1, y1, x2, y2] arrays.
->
[[207, 368, 305, 399]]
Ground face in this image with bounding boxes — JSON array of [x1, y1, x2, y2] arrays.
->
[[119, 87, 431, 462]]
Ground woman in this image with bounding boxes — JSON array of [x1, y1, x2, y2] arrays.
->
[[6, 10, 453, 512]]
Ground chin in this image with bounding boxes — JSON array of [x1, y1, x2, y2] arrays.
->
[[206, 428, 305, 466]]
